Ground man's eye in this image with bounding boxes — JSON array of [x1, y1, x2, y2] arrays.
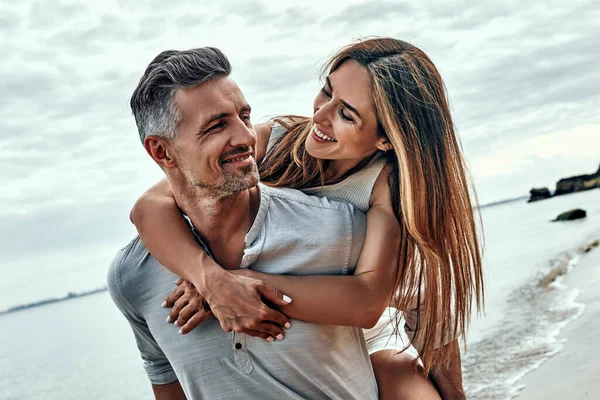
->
[[208, 122, 225, 132]]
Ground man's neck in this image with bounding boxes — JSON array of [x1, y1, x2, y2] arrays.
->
[[173, 183, 261, 269]]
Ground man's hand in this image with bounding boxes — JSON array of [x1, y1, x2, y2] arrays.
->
[[163, 272, 292, 341], [428, 340, 466, 400]]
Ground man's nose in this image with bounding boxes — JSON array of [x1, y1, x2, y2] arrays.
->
[[229, 118, 257, 148]]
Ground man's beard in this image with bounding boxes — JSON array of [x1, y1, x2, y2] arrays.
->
[[185, 162, 260, 199]]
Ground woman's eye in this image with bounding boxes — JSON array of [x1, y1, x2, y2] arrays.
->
[[339, 108, 354, 122], [320, 87, 332, 98]]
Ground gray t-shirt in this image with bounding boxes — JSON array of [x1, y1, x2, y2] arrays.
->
[[108, 183, 378, 400]]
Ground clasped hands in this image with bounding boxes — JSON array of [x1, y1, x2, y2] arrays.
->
[[163, 270, 292, 342]]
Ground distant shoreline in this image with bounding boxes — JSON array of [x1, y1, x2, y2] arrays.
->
[[479, 195, 528, 209], [0, 287, 108, 316]]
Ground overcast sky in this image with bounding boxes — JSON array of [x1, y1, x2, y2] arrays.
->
[[1, 0, 598, 307]]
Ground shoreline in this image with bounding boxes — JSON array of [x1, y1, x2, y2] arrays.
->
[[516, 242, 600, 399], [0, 287, 108, 316]]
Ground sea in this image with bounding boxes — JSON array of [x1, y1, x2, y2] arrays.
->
[[0, 189, 598, 400]]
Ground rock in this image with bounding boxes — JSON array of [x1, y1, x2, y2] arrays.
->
[[552, 209, 587, 222], [528, 187, 552, 202], [555, 163, 600, 196]]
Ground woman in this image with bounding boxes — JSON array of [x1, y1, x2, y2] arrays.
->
[[131, 37, 483, 399]]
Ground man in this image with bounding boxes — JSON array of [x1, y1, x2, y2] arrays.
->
[[108, 47, 378, 399]]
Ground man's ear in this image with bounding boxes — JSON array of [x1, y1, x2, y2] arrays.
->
[[144, 136, 177, 168], [376, 138, 393, 152]]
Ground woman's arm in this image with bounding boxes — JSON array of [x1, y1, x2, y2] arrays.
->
[[428, 340, 466, 400], [130, 178, 221, 287], [232, 166, 400, 329]]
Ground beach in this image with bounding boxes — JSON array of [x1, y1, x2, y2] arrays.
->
[[517, 244, 600, 399]]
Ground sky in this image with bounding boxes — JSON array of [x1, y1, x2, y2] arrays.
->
[[1, 0, 599, 307]]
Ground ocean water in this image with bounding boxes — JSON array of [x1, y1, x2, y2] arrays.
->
[[0, 189, 598, 399]]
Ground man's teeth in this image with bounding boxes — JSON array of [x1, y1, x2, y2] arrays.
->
[[223, 155, 250, 163], [313, 126, 337, 142]]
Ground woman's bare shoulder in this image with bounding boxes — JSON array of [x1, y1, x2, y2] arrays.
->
[[254, 121, 276, 162], [369, 162, 394, 212]]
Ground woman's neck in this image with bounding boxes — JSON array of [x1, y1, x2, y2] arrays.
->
[[324, 153, 379, 183]]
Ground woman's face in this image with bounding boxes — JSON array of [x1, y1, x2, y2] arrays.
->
[[306, 60, 387, 162]]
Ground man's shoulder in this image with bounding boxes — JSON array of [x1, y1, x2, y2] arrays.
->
[[108, 235, 150, 272], [107, 236, 153, 304]]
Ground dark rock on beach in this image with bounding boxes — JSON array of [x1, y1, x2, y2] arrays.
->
[[553, 208, 587, 222], [528, 187, 552, 202], [555, 163, 600, 196]]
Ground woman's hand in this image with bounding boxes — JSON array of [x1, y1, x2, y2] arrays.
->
[[164, 279, 214, 335], [163, 275, 292, 341]]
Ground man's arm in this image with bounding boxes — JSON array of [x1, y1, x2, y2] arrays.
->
[[152, 382, 187, 400], [107, 250, 181, 395]]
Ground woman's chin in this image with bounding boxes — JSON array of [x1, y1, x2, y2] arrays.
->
[[305, 142, 327, 160]]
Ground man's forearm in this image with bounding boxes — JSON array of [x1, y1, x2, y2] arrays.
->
[[428, 340, 466, 400]]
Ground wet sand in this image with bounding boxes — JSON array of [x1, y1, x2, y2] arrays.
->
[[517, 244, 600, 399]]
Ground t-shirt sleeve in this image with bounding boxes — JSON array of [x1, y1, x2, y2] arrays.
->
[[107, 248, 178, 385], [265, 122, 289, 154]]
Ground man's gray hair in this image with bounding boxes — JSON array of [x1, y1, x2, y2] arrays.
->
[[130, 47, 232, 143]]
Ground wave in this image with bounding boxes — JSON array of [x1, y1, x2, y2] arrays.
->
[[0, 287, 107, 316], [462, 239, 599, 399]]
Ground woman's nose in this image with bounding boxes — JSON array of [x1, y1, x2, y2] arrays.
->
[[313, 99, 333, 126]]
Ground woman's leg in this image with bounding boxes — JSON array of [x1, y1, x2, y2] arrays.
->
[[370, 350, 441, 400]]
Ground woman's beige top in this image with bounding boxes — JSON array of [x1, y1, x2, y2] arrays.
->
[[266, 123, 453, 353]]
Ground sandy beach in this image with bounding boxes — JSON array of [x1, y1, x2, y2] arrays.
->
[[517, 243, 600, 399]]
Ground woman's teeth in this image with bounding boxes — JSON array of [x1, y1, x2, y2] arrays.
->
[[313, 126, 337, 142]]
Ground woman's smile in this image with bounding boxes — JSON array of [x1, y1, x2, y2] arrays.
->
[[311, 125, 338, 143]]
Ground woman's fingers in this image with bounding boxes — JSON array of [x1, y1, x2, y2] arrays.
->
[[253, 322, 285, 341], [163, 284, 185, 308], [256, 282, 292, 307], [168, 297, 189, 323], [175, 303, 198, 327], [179, 311, 214, 334], [259, 305, 291, 330], [242, 329, 275, 342]]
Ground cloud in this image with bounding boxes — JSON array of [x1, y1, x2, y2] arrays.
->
[[1, 0, 599, 292], [236, 55, 319, 94], [323, 1, 413, 27], [0, 8, 19, 30], [28, 0, 87, 30]]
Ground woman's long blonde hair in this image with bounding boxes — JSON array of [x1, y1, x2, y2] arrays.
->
[[260, 37, 484, 372]]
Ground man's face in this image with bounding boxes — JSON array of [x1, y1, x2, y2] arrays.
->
[[168, 77, 259, 197]]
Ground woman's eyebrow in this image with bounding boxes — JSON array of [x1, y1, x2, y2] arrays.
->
[[326, 76, 362, 119]]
